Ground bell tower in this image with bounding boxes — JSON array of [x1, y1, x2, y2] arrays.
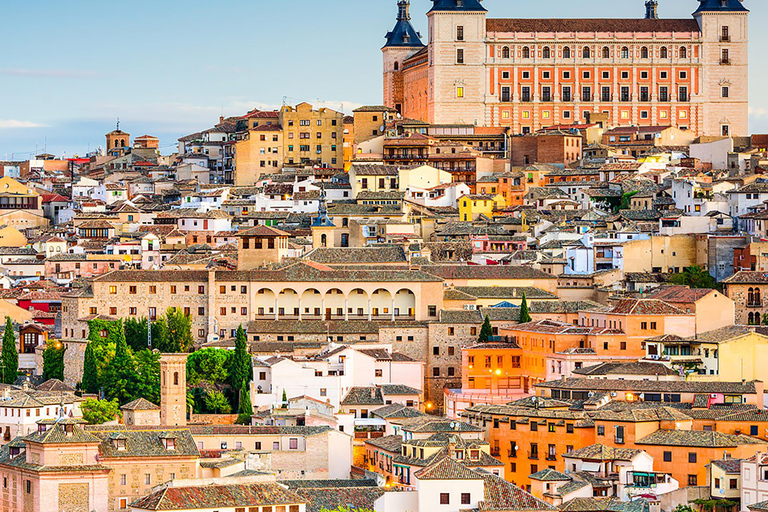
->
[[382, 1, 425, 115], [645, 0, 659, 19], [160, 353, 188, 427], [695, 0, 749, 137]]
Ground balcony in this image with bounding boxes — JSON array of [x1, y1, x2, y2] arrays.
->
[[528, 451, 539, 460], [508, 449, 517, 458], [546, 454, 557, 461], [491, 448, 501, 457], [746, 302, 763, 308]]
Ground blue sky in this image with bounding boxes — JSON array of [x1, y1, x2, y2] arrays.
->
[[0, 0, 764, 158]]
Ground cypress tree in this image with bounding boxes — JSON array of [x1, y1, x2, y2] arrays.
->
[[519, 292, 532, 324], [230, 325, 250, 391], [81, 342, 99, 394], [237, 384, 253, 425], [42, 341, 66, 381], [478, 315, 493, 343], [1, 317, 17, 384], [104, 321, 135, 404]]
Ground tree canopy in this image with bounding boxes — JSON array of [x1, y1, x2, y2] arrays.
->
[[42, 340, 66, 381], [519, 292, 532, 324], [81, 398, 121, 424], [669, 265, 721, 291], [478, 315, 493, 343]]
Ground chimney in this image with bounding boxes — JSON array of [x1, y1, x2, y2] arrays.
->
[[219, 116, 225, 124], [645, 0, 659, 19]]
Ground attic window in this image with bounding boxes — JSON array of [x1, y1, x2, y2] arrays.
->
[[163, 438, 176, 450], [114, 439, 126, 451], [64, 424, 74, 436], [470, 449, 480, 459], [9, 447, 20, 456]]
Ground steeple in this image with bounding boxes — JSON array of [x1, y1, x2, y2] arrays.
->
[[312, 187, 334, 228], [384, 0, 424, 48], [645, 0, 659, 19]]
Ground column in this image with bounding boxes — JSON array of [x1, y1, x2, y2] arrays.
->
[[274, 298, 279, 320], [391, 298, 396, 322], [368, 299, 372, 321], [298, 298, 302, 321], [344, 299, 349, 321]]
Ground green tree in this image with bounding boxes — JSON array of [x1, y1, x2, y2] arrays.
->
[[103, 321, 136, 404], [165, 308, 194, 353], [236, 384, 253, 425], [124, 317, 149, 353], [669, 265, 721, 291], [42, 340, 66, 381], [230, 325, 251, 392], [187, 348, 233, 386], [281, 388, 288, 409], [151, 316, 170, 352], [478, 315, 493, 343], [81, 342, 100, 394], [618, 191, 638, 211], [204, 391, 232, 414], [519, 292, 532, 324], [762, 313, 768, 326], [132, 349, 161, 405], [0, 317, 17, 384], [81, 398, 121, 424]]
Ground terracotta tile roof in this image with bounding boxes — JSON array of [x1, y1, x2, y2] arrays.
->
[[648, 285, 716, 303], [120, 397, 160, 411], [414, 455, 485, 480], [294, 486, 385, 512], [688, 325, 768, 344], [608, 298, 687, 315], [455, 286, 556, 300], [560, 497, 651, 512], [420, 264, 555, 281], [186, 425, 332, 436], [371, 404, 426, 420], [724, 271, 768, 284], [711, 458, 743, 474], [573, 362, 678, 377], [530, 468, 572, 481], [24, 423, 101, 445], [636, 429, 765, 447], [341, 387, 384, 406], [381, 384, 421, 396], [88, 428, 199, 458], [131, 482, 305, 510], [487, 18, 702, 35], [365, 435, 403, 453], [564, 444, 641, 462], [305, 246, 407, 264], [536, 378, 758, 395], [479, 472, 557, 511]]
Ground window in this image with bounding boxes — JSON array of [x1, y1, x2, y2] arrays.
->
[[543, 47, 551, 59], [680, 46, 688, 58], [120, 474, 127, 485], [730, 478, 738, 489], [456, 49, 464, 64], [582, 46, 590, 59], [129, 286, 137, 294], [145, 474, 151, 485], [502, 46, 510, 59], [109, 286, 117, 294], [641, 46, 649, 59], [663, 451, 672, 462], [621, 47, 629, 58], [722, 86, 729, 98], [563, 46, 570, 59], [522, 47, 530, 59], [289, 438, 298, 450], [688, 475, 698, 486], [149, 285, 157, 294], [721, 49, 729, 64], [457, 86, 464, 98], [461, 493, 471, 505], [375, 369, 383, 377], [689, 452, 697, 463], [722, 25, 730, 42], [660, 46, 668, 59], [597, 425, 605, 436], [440, 493, 450, 505], [456, 25, 464, 41], [433, 367, 440, 377], [602, 46, 610, 59]]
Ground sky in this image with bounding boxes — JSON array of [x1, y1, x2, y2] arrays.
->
[[0, 0, 764, 159]]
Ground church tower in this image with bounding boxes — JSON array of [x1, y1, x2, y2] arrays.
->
[[311, 189, 336, 249], [160, 353, 188, 427], [694, 0, 749, 137], [382, 1, 425, 115], [427, 0, 488, 125]]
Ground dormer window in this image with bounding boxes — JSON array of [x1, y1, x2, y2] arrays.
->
[[470, 449, 480, 459], [162, 437, 176, 450], [114, 439, 126, 451], [9, 447, 20, 457], [37, 424, 47, 433], [64, 424, 74, 436], [455, 450, 464, 460]]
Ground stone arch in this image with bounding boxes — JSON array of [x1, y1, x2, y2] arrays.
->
[[324, 288, 346, 319], [301, 288, 323, 318], [370, 288, 393, 319], [394, 289, 416, 318], [348, 288, 369, 318], [277, 288, 300, 318], [254, 288, 276, 318]]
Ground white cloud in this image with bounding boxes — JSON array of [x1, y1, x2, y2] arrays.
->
[[0, 120, 45, 129]]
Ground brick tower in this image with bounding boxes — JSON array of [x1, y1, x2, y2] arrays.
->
[[160, 353, 188, 427]]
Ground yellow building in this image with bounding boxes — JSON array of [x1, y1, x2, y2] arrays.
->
[[622, 234, 708, 274], [343, 115, 355, 171], [0, 225, 27, 247], [398, 164, 452, 192], [688, 327, 768, 384], [458, 193, 505, 221], [281, 102, 343, 169], [234, 125, 284, 186]]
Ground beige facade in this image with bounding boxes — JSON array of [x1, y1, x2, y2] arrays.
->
[[622, 234, 709, 274], [281, 103, 344, 168], [385, 1, 749, 137], [233, 126, 283, 186]]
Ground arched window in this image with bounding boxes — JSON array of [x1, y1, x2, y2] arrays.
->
[[120, 139, 126, 147], [660, 46, 668, 59], [582, 46, 591, 59], [542, 47, 551, 59], [748, 288, 755, 305], [394, 62, 399, 71], [173, 372, 179, 386], [321, 234, 327, 247], [756, 288, 761, 305], [641, 46, 649, 59], [522, 46, 530, 59], [502, 46, 510, 59], [602, 46, 610, 59], [680, 46, 687, 59], [114, 140, 119, 148], [563, 47, 571, 59], [621, 47, 629, 59]]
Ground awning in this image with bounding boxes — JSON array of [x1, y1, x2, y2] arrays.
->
[[581, 462, 602, 472]]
